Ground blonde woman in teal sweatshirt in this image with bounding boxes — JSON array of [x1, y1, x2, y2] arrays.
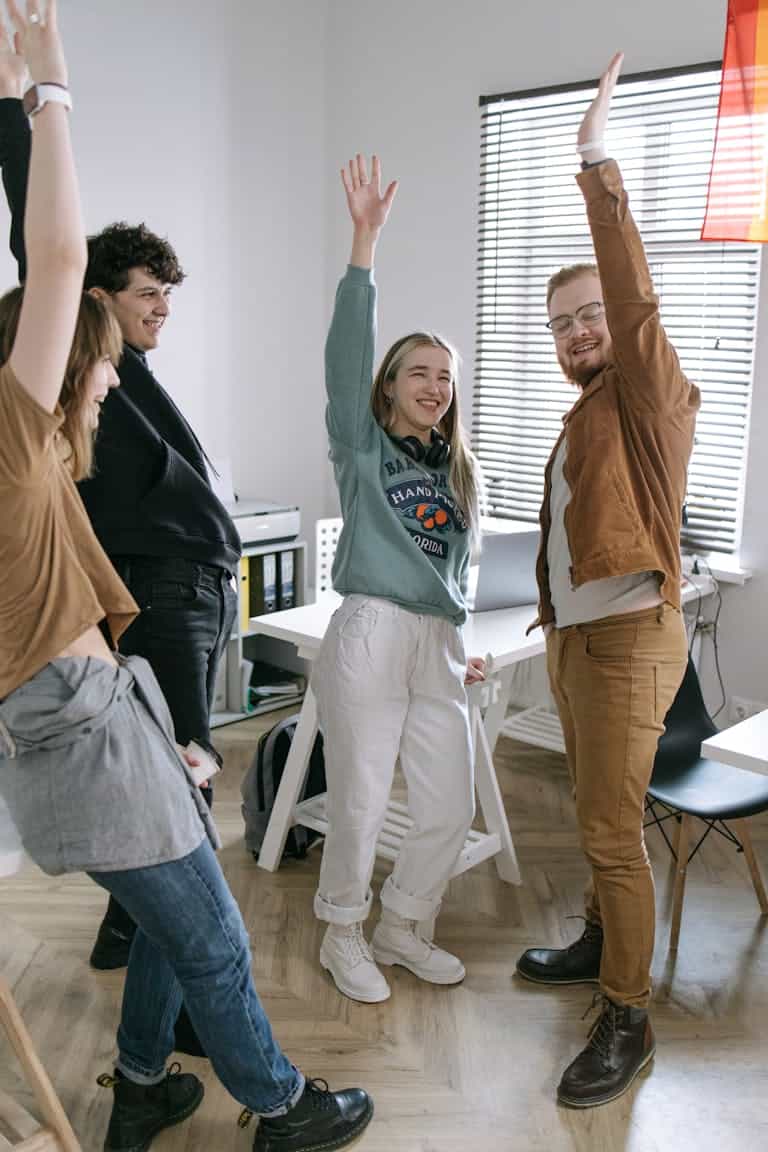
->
[[314, 154, 485, 1003]]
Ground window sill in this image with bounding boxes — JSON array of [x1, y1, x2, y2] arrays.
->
[[480, 515, 536, 534], [682, 552, 752, 586]]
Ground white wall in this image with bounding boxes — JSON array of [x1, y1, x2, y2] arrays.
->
[[716, 245, 768, 715], [324, 0, 768, 712], [324, 0, 728, 415]]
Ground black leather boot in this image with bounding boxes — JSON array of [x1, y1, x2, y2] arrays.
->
[[99, 1064, 204, 1152], [251, 1078, 373, 1152], [90, 897, 137, 971], [557, 996, 655, 1108], [516, 919, 602, 985]]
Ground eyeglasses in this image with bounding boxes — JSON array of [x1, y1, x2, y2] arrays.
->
[[546, 301, 605, 338]]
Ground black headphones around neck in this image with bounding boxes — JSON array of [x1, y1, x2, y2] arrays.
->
[[389, 428, 450, 468]]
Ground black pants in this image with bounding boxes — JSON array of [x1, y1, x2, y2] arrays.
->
[[113, 556, 238, 757]]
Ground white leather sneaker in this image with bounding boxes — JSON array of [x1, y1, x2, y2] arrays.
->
[[372, 916, 465, 985], [320, 923, 391, 1003]]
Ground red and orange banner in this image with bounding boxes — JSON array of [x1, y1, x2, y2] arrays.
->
[[702, 0, 768, 241]]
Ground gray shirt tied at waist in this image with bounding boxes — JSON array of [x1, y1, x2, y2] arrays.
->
[[0, 653, 219, 876]]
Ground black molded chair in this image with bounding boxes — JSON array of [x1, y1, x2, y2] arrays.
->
[[645, 657, 768, 950]]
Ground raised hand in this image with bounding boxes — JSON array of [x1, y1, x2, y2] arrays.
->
[[577, 51, 623, 164], [0, 16, 26, 98], [6, 0, 67, 88], [342, 154, 398, 233], [342, 154, 398, 268]]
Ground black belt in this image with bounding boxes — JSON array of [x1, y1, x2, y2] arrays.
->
[[113, 556, 233, 582]]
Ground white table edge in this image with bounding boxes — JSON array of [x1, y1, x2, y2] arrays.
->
[[701, 708, 768, 777]]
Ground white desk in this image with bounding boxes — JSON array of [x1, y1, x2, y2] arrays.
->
[[701, 709, 768, 777], [250, 579, 714, 883], [251, 594, 544, 669], [251, 594, 546, 884]]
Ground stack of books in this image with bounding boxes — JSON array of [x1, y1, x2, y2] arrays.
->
[[247, 661, 306, 714]]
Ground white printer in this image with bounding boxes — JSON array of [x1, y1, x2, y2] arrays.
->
[[226, 498, 300, 547]]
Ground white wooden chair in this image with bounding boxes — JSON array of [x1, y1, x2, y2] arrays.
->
[[314, 517, 343, 597]]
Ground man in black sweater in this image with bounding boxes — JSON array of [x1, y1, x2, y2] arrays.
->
[[1, 87, 240, 1047], [80, 224, 240, 966]]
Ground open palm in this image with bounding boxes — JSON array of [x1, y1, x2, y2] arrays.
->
[[7, 0, 68, 89], [342, 154, 398, 232], [578, 51, 623, 149]]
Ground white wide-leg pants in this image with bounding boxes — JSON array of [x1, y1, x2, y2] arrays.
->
[[313, 595, 475, 926]]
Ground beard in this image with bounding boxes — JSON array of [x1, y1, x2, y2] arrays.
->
[[557, 351, 607, 390], [569, 361, 605, 389]]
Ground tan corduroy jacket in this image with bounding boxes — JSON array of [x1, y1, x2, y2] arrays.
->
[[532, 160, 701, 631]]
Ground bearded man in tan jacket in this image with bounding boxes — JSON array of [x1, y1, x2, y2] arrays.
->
[[516, 53, 701, 1110]]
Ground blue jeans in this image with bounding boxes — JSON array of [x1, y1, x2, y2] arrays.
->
[[97, 558, 237, 938], [90, 839, 303, 1115]]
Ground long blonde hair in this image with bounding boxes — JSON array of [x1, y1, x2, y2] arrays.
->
[[0, 287, 123, 481], [371, 332, 481, 544]]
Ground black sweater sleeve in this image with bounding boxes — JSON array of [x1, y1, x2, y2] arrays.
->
[[0, 98, 30, 283]]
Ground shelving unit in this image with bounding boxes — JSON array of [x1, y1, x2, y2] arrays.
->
[[211, 539, 307, 729], [294, 793, 502, 876], [500, 705, 566, 753]]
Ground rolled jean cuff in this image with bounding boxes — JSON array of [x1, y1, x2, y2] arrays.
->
[[380, 875, 440, 921], [260, 1069, 306, 1118], [116, 1057, 168, 1086], [314, 887, 372, 926]]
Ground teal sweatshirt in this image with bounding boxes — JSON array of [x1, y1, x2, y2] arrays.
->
[[325, 265, 470, 625]]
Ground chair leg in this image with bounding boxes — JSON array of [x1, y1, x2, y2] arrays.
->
[[732, 818, 768, 915], [0, 977, 81, 1152], [672, 812, 683, 859], [670, 812, 692, 952]]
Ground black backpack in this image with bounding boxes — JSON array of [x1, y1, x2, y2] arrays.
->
[[241, 714, 326, 861]]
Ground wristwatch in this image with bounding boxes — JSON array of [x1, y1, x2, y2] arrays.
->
[[22, 83, 72, 118]]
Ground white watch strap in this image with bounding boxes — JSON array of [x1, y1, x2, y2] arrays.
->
[[28, 84, 72, 118], [576, 139, 604, 154]]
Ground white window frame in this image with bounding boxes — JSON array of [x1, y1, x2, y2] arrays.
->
[[474, 63, 760, 557]]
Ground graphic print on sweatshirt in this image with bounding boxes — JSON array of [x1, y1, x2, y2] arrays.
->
[[384, 457, 467, 562]]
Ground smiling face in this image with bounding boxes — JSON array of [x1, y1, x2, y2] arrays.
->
[[83, 355, 120, 429], [548, 273, 612, 388], [107, 267, 173, 352], [384, 343, 455, 442]]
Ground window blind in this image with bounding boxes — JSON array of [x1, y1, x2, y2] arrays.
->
[[475, 64, 760, 555]]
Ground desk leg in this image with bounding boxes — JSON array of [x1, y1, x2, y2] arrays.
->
[[472, 694, 521, 885], [482, 665, 515, 754], [256, 688, 319, 872]]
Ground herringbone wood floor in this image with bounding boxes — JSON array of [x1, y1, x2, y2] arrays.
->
[[2, 711, 768, 1152]]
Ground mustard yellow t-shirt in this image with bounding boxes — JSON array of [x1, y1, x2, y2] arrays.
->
[[0, 362, 138, 698]]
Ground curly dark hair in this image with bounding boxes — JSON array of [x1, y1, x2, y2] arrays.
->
[[84, 222, 186, 293]]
